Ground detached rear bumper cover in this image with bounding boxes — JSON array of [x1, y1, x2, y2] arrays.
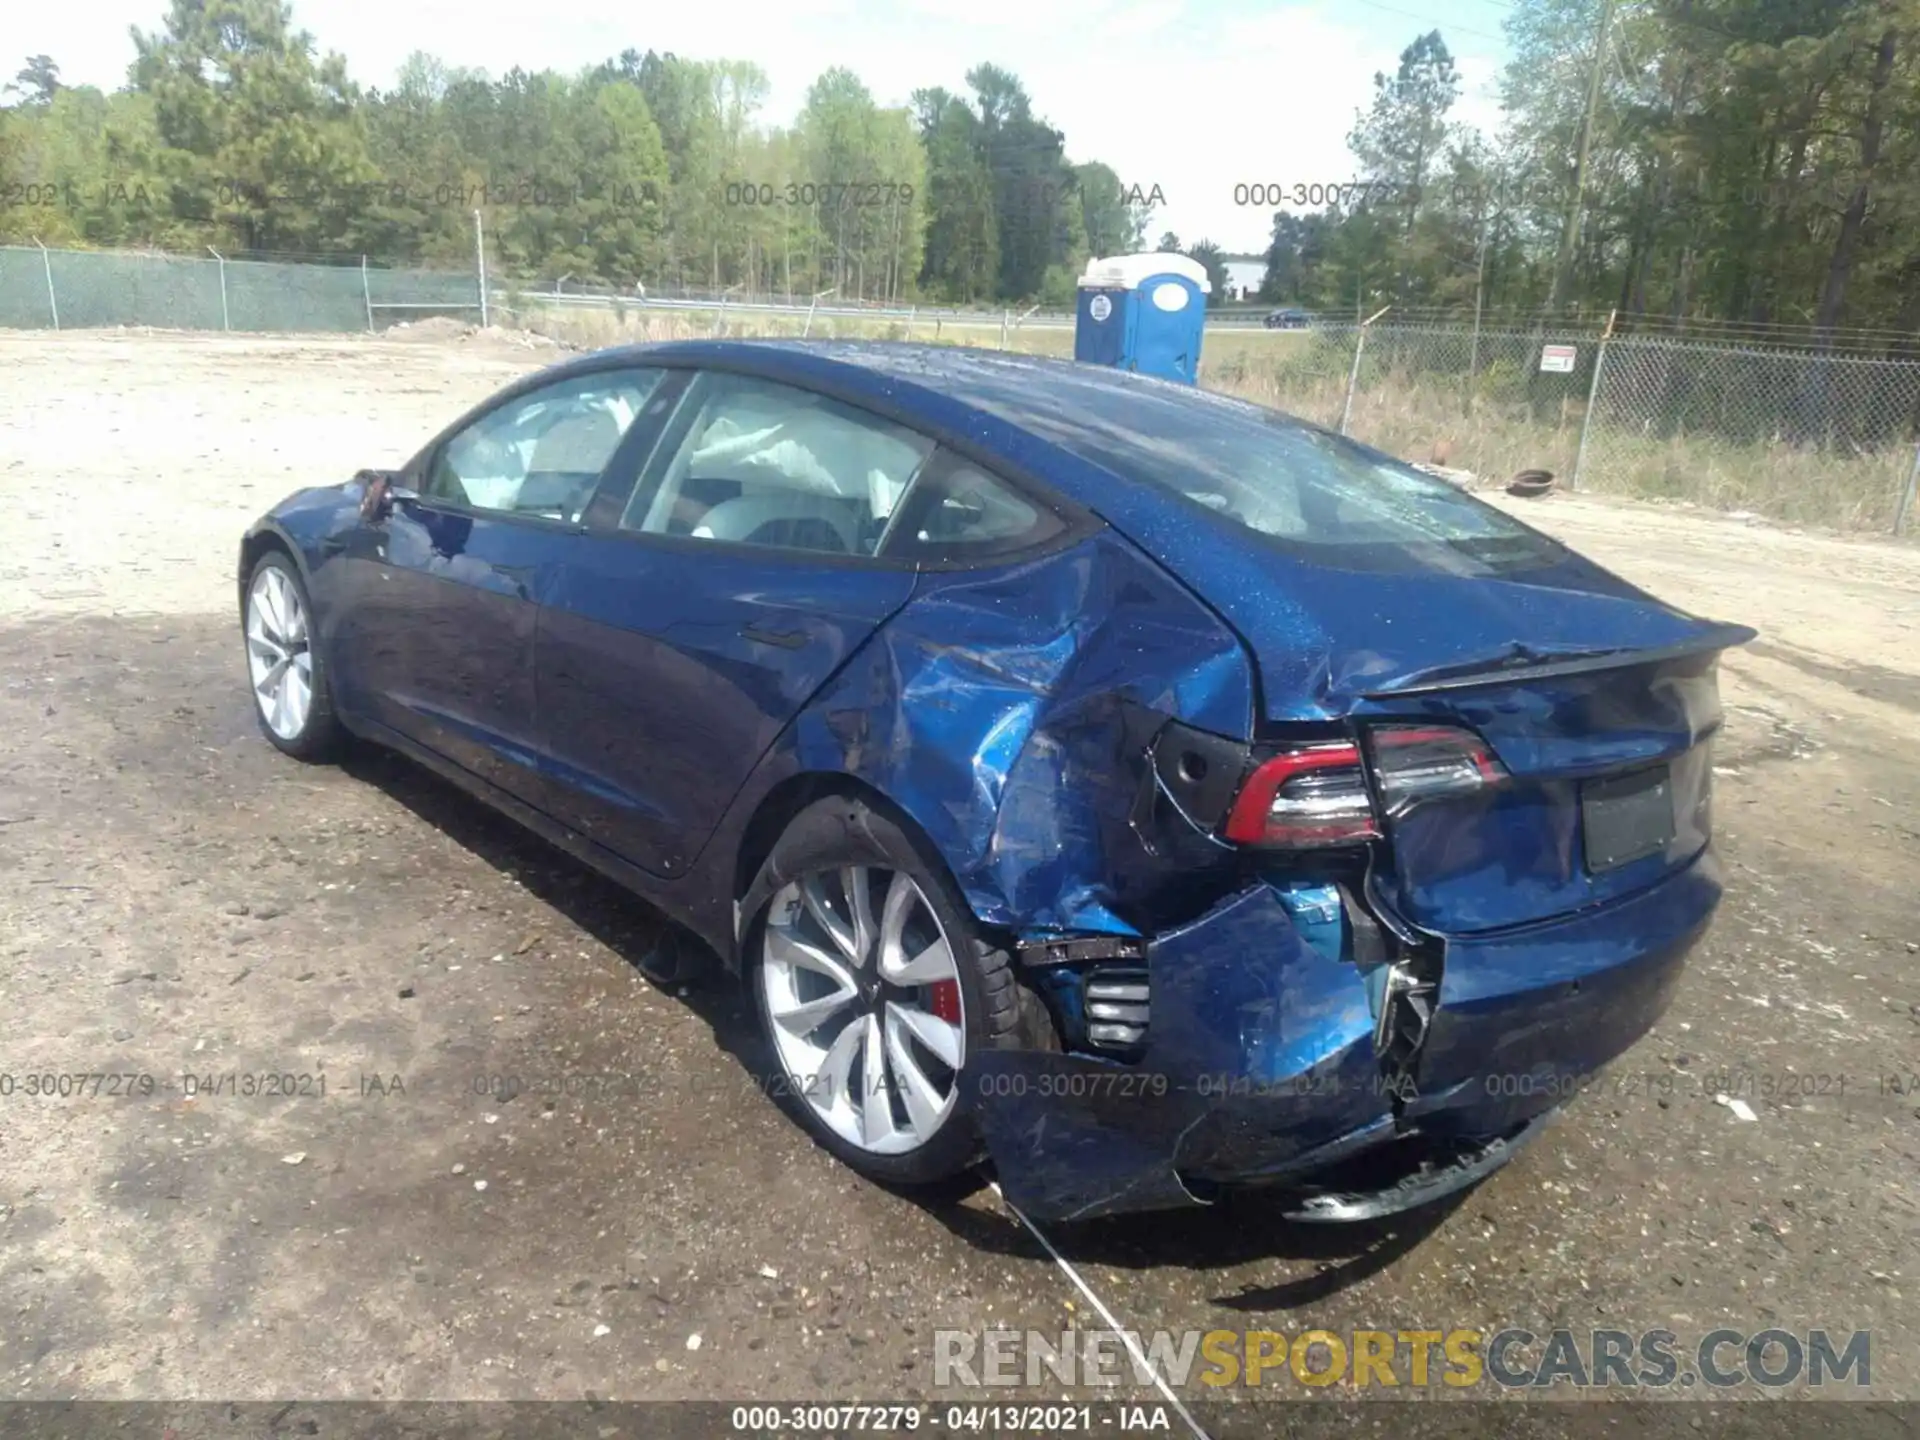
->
[[1277, 1109, 1557, 1222], [974, 846, 1723, 1223]]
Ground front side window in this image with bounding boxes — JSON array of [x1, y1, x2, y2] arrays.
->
[[619, 374, 935, 557], [425, 368, 664, 522]]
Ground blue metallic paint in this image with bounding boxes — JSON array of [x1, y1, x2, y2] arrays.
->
[[765, 528, 1254, 937], [974, 883, 1393, 1221], [341, 499, 582, 806], [536, 534, 919, 876], [1090, 542, 1723, 720], [790, 343, 1740, 713], [239, 340, 1752, 1222], [1405, 845, 1723, 1135], [975, 847, 1720, 1221], [1353, 656, 1724, 935]]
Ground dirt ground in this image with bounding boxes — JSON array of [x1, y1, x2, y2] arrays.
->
[[0, 330, 1916, 1424]]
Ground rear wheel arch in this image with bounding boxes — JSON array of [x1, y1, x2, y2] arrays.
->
[[731, 776, 1058, 1044], [732, 774, 983, 950]]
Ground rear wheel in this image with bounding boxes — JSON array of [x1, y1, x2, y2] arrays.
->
[[743, 796, 1035, 1186], [243, 551, 343, 761]]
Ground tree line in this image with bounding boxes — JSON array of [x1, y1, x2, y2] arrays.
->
[[3, 0, 1917, 337], [1257, 3, 1920, 345], [0, 0, 1154, 306]]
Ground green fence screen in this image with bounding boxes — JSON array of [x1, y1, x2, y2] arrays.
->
[[0, 246, 483, 332]]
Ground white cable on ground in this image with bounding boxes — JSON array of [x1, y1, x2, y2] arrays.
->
[[989, 1181, 1214, 1440]]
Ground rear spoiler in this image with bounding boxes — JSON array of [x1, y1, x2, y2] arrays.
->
[[1361, 621, 1758, 700]]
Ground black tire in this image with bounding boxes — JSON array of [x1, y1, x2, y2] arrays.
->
[[242, 550, 345, 762], [740, 794, 1051, 1187]]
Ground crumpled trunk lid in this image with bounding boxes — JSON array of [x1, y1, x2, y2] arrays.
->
[[1113, 529, 1754, 935], [1354, 643, 1736, 934]]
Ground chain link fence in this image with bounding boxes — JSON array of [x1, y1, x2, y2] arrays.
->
[[0, 245, 484, 332], [1577, 337, 1920, 534], [1202, 321, 1920, 535], [1205, 322, 1603, 495], [7, 243, 1918, 534]]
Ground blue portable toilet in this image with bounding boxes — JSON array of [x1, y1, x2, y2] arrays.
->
[[1073, 252, 1211, 385]]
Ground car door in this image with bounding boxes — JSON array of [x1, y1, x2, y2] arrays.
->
[[338, 365, 670, 805], [535, 370, 931, 877]]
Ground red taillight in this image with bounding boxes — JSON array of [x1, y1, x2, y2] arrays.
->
[[1221, 726, 1507, 849], [1222, 742, 1381, 848]]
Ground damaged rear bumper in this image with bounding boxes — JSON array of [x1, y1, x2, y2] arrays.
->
[[973, 846, 1723, 1223]]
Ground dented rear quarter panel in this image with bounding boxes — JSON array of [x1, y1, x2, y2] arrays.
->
[[704, 525, 1259, 946]]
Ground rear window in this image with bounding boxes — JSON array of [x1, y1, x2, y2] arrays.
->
[[947, 369, 1563, 573]]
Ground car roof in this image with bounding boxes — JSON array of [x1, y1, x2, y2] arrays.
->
[[513, 339, 1351, 556], [537, 337, 1309, 467]]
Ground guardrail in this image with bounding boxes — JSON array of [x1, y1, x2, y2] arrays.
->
[[491, 288, 1293, 332], [493, 290, 1072, 327]]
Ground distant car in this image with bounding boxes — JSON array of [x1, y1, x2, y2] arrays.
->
[[1265, 307, 1314, 329], [238, 340, 1751, 1224]]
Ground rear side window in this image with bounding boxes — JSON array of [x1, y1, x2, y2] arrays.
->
[[880, 450, 1068, 564]]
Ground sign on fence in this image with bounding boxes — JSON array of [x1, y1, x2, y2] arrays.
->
[[1539, 344, 1578, 374]]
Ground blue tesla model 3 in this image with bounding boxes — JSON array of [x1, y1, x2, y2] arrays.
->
[[238, 340, 1752, 1223]]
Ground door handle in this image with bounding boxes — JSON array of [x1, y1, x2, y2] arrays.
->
[[740, 623, 808, 650]]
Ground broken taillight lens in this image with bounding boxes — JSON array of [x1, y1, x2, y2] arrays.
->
[[1222, 725, 1506, 848], [1369, 724, 1508, 817]]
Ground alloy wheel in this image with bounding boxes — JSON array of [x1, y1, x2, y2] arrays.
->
[[758, 866, 967, 1156], [246, 565, 313, 741]]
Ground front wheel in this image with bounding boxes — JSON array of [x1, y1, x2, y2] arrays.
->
[[742, 797, 1037, 1186], [243, 551, 344, 761]]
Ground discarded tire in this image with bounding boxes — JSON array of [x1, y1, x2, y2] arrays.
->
[[1507, 469, 1556, 497]]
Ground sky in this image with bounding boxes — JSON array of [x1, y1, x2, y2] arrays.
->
[[10, 0, 1514, 255]]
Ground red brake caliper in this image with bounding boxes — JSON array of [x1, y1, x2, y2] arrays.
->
[[927, 981, 961, 1025]]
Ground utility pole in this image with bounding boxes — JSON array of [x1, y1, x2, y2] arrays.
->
[[473, 210, 488, 328], [1546, 0, 1618, 315], [1468, 201, 1490, 402]]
